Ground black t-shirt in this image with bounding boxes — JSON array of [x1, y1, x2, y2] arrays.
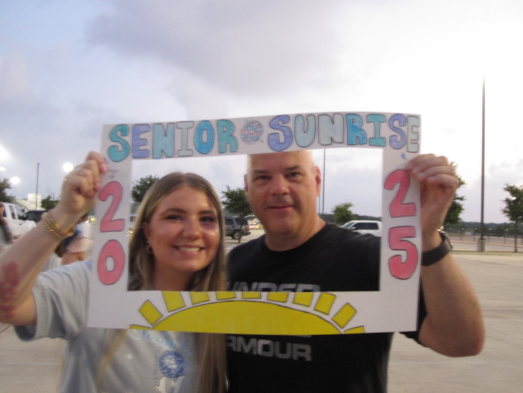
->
[[226, 223, 426, 393]]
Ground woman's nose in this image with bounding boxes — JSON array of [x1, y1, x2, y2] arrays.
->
[[183, 218, 201, 238]]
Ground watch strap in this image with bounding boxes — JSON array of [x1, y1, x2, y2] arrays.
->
[[422, 232, 452, 266]]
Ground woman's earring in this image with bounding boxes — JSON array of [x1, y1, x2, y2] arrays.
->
[[146, 242, 154, 255]]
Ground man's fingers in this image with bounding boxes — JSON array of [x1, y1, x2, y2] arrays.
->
[[425, 172, 460, 189], [406, 154, 457, 186]]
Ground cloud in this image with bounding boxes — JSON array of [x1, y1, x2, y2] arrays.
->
[[84, 0, 346, 96], [0, 55, 32, 105]]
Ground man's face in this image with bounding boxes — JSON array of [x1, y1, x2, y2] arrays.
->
[[245, 151, 321, 243]]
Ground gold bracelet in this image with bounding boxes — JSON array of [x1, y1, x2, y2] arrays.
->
[[42, 211, 74, 240]]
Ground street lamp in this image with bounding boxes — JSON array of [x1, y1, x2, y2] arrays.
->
[[63, 162, 74, 173], [0, 145, 9, 162], [35, 163, 39, 209], [10, 176, 20, 185]]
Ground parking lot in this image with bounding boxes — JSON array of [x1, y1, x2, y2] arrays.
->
[[1, 237, 522, 392]]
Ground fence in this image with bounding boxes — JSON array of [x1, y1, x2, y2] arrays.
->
[[446, 230, 523, 245]]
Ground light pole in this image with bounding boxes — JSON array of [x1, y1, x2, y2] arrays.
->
[[35, 163, 39, 209], [322, 149, 326, 215], [477, 78, 487, 252]]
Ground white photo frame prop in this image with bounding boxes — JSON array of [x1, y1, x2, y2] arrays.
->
[[88, 112, 421, 335]]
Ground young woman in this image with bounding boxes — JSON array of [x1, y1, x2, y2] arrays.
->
[[0, 152, 227, 393]]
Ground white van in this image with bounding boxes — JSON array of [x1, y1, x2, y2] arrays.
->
[[1, 202, 37, 238], [341, 220, 382, 237]]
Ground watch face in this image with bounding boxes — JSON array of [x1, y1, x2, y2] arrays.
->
[[439, 230, 453, 250]]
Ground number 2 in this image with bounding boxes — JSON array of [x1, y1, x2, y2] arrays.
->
[[98, 181, 125, 232], [384, 169, 416, 218]]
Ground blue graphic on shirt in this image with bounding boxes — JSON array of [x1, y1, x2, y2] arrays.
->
[[159, 351, 185, 379]]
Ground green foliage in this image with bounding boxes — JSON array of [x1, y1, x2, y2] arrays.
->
[[502, 184, 523, 252], [445, 195, 465, 225], [131, 175, 159, 203], [41, 194, 59, 210], [444, 163, 466, 226], [502, 184, 523, 223], [319, 213, 334, 223], [221, 186, 252, 243], [332, 202, 355, 225], [221, 186, 252, 218], [0, 178, 14, 203]]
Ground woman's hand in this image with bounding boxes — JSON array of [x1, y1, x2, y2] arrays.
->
[[0, 151, 107, 325], [54, 151, 107, 218]]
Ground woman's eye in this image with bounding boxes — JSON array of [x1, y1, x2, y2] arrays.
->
[[166, 214, 182, 220], [200, 216, 216, 223]]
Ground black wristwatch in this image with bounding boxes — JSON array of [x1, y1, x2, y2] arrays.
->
[[422, 231, 452, 267]]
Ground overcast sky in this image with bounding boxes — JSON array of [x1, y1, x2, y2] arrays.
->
[[1, 0, 522, 223]]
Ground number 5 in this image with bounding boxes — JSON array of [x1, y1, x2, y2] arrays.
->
[[388, 226, 418, 280]]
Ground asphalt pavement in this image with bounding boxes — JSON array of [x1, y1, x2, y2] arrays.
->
[[1, 232, 522, 392]]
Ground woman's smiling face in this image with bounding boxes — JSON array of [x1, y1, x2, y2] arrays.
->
[[142, 185, 220, 290]]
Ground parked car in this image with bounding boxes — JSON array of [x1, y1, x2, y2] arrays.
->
[[225, 217, 250, 239], [341, 220, 382, 237], [249, 221, 261, 230], [25, 209, 46, 223], [1, 202, 37, 238], [127, 213, 137, 237]]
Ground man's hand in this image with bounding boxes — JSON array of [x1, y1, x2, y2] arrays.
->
[[405, 154, 485, 356], [405, 154, 458, 250]]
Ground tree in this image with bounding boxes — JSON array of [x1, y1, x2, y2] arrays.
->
[[0, 178, 14, 203], [131, 175, 159, 203], [444, 163, 466, 226], [41, 194, 59, 210], [221, 186, 252, 243], [502, 184, 523, 252], [332, 202, 355, 225]]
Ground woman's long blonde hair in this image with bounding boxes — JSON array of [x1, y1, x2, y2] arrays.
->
[[100, 172, 227, 393], [128, 172, 226, 293]]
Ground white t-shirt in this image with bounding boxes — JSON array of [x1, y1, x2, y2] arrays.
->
[[15, 261, 199, 393]]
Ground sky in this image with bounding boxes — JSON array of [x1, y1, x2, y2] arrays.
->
[[1, 0, 522, 223]]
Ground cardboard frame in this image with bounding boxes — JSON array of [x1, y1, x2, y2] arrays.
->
[[88, 112, 421, 334]]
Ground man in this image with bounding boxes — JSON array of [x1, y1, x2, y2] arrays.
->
[[227, 150, 484, 392]]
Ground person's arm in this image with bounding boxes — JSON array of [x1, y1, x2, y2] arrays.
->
[[405, 154, 485, 357], [0, 152, 106, 326]]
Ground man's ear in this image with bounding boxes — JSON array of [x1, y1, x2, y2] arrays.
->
[[244, 174, 249, 194], [314, 166, 322, 197]]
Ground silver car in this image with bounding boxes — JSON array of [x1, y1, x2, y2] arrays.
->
[[225, 217, 250, 239]]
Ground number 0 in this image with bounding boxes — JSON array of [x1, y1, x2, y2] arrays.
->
[[98, 239, 125, 285]]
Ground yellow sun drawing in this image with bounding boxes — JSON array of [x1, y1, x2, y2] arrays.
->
[[131, 291, 365, 335]]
